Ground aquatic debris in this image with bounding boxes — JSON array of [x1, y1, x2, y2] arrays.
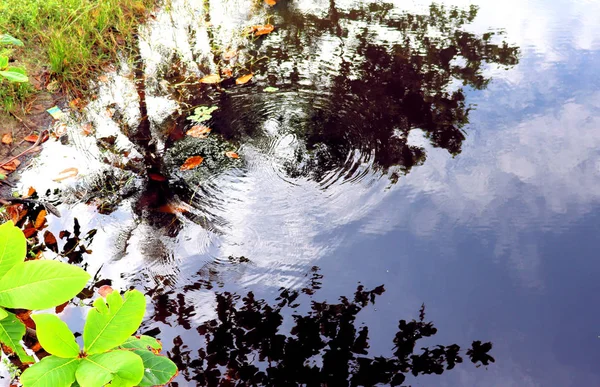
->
[[1, 133, 12, 144], [148, 173, 167, 182], [235, 73, 253, 85], [2, 159, 20, 171], [180, 156, 204, 171], [225, 151, 239, 159], [199, 74, 221, 84], [265, 0, 276, 6], [24, 134, 40, 143], [187, 106, 218, 123], [221, 67, 233, 77], [53, 167, 79, 182], [264, 86, 279, 92], [249, 24, 274, 36], [186, 125, 212, 138]]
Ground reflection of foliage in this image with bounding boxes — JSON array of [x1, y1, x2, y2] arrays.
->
[[217, 2, 519, 182], [166, 269, 494, 386]]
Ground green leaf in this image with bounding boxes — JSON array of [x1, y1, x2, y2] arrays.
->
[[0, 312, 33, 362], [0, 307, 7, 320], [20, 355, 79, 387], [0, 221, 26, 279], [0, 56, 8, 70], [0, 260, 90, 310], [31, 314, 80, 358], [133, 349, 178, 386], [263, 86, 279, 92], [75, 350, 144, 387], [83, 290, 146, 355], [0, 34, 24, 46], [0, 69, 28, 82], [120, 335, 161, 351]]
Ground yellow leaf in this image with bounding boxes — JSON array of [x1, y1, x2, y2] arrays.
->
[[236, 73, 253, 85], [200, 74, 221, 84]]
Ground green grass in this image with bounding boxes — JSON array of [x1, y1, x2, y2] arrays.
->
[[0, 0, 155, 108]]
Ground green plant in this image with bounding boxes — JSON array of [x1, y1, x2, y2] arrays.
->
[[21, 289, 178, 387], [187, 105, 218, 123], [0, 221, 90, 362], [0, 34, 28, 83]]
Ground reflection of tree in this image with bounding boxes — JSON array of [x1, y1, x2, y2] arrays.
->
[[216, 2, 519, 182], [165, 268, 494, 386]]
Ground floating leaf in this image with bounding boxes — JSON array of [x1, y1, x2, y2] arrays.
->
[[43, 231, 58, 253], [34, 209, 47, 229], [0, 312, 34, 362], [221, 67, 233, 77], [20, 356, 80, 387], [265, 0, 277, 5], [0, 221, 26, 278], [24, 134, 39, 143], [98, 75, 109, 83], [97, 285, 114, 297], [53, 168, 78, 182], [225, 151, 239, 159], [199, 74, 221, 84], [83, 290, 146, 354], [236, 73, 253, 85], [76, 350, 144, 387], [1, 133, 12, 145], [186, 125, 212, 138], [31, 314, 80, 358], [148, 173, 167, 182], [250, 24, 274, 36], [133, 350, 178, 386], [0, 260, 91, 310], [222, 50, 237, 60], [180, 156, 204, 171], [264, 86, 279, 92], [2, 159, 20, 171]]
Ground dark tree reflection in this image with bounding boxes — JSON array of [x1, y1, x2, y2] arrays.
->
[[214, 2, 520, 182], [166, 269, 494, 386]]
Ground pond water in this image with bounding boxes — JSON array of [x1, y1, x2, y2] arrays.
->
[[9, 0, 600, 385]]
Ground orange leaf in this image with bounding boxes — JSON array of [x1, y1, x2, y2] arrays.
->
[[81, 123, 94, 136], [180, 156, 204, 171], [25, 187, 36, 198], [157, 203, 188, 214], [221, 67, 233, 77], [44, 230, 58, 253], [98, 285, 114, 297], [186, 125, 212, 138], [98, 75, 109, 82], [23, 228, 37, 238], [2, 159, 20, 171], [250, 24, 274, 36], [53, 167, 79, 182], [235, 73, 253, 85], [148, 173, 167, 182], [265, 0, 276, 5], [223, 50, 237, 60], [35, 209, 47, 229], [225, 151, 239, 159], [1, 133, 12, 145], [24, 134, 39, 143], [200, 74, 221, 84]]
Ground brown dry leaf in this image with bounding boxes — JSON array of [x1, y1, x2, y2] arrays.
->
[[180, 156, 204, 171], [221, 67, 233, 77], [81, 123, 94, 136], [7, 204, 26, 225], [23, 228, 37, 238], [265, 0, 276, 5], [54, 167, 79, 182], [55, 301, 69, 314], [34, 210, 47, 230], [251, 24, 274, 36], [200, 74, 221, 84], [69, 98, 87, 111], [98, 285, 114, 297], [186, 125, 212, 138], [98, 75, 109, 82], [2, 159, 20, 171], [236, 73, 253, 85], [24, 134, 39, 143], [225, 151, 240, 159], [223, 50, 237, 60], [1, 133, 12, 145], [44, 230, 58, 253]]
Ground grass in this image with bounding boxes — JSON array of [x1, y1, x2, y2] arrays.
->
[[0, 0, 156, 110]]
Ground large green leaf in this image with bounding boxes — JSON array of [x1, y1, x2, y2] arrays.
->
[[75, 350, 144, 387], [0, 34, 24, 46], [120, 335, 161, 351], [0, 260, 90, 310], [0, 221, 26, 279], [0, 307, 7, 321], [83, 290, 145, 355], [0, 69, 28, 82], [20, 355, 79, 387], [0, 312, 33, 362], [32, 314, 80, 358], [133, 349, 178, 386]]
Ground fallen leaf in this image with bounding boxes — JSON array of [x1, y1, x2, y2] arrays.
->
[[23, 228, 37, 238], [180, 156, 204, 171], [265, 0, 277, 5], [200, 74, 221, 84], [35, 210, 47, 229], [223, 50, 237, 60], [98, 285, 114, 297], [24, 134, 39, 143], [225, 151, 239, 159], [236, 73, 253, 85], [98, 75, 109, 82], [221, 67, 233, 77], [81, 123, 94, 136], [148, 173, 167, 182], [157, 203, 188, 214], [186, 125, 212, 138], [69, 98, 86, 111], [250, 24, 274, 36], [264, 86, 279, 92], [6, 204, 26, 225], [2, 159, 20, 171], [53, 122, 68, 137], [53, 167, 79, 182], [55, 301, 69, 314], [1, 133, 12, 145], [26, 187, 36, 198], [44, 230, 58, 253]]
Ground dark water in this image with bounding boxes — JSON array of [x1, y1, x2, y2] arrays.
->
[[12, 0, 600, 385]]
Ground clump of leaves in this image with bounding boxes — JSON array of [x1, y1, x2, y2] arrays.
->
[[0, 221, 90, 362], [0, 34, 28, 83], [187, 105, 218, 123], [20, 288, 177, 387]]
